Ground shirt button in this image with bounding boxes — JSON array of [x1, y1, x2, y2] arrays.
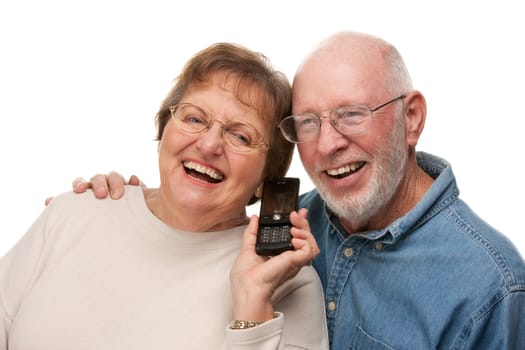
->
[[344, 247, 353, 257], [374, 242, 383, 250], [327, 301, 336, 311]]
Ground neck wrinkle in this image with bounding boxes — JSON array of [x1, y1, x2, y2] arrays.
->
[[143, 188, 249, 232]]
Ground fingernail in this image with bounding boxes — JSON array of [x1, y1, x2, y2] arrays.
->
[[110, 189, 122, 199]]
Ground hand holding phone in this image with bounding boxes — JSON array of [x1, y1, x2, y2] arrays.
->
[[256, 177, 300, 256]]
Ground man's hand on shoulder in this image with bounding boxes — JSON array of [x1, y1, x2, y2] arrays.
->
[[45, 172, 143, 206]]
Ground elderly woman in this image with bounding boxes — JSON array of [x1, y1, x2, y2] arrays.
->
[[0, 43, 328, 349]]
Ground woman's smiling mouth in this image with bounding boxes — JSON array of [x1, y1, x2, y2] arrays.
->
[[183, 161, 224, 183]]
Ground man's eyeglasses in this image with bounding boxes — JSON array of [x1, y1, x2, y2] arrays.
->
[[278, 95, 406, 143], [169, 103, 269, 153]]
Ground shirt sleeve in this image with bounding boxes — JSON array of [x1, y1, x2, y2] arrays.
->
[[224, 267, 329, 350], [0, 206, 50, 350], [461, 288, 525, 349]]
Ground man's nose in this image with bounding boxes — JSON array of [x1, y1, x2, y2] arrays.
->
[[316, 117, 348, 155]]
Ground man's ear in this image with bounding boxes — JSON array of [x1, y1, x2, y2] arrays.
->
[[403, 91, 427, 147]]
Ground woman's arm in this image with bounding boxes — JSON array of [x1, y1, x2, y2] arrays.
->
[[226, 210, 328, 349]]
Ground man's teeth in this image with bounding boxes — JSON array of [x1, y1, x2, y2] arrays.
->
[[326, 162, 364, 176], [183, 161, 224, 180]]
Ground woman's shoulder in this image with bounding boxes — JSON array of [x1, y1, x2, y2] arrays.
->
[[49, 185, 144, 207], [43, 186, 145, 227]]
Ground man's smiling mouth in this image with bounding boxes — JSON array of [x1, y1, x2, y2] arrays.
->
[[183, 161, 224, 184], [326, 161, 365, 179]]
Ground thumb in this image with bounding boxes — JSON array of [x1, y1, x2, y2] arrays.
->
[[44, 197, 54, 206], [240, 216, 259, 252], [128, 175, 145, 188]]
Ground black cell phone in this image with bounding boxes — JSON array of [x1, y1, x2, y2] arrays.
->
[[256, 177, 300, 256]]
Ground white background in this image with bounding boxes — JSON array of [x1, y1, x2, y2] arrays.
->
[[1, 0, 523, 258]]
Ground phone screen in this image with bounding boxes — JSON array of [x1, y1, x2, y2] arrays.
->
[[259, 178, 299, 224], [260, 180, 298, 220]]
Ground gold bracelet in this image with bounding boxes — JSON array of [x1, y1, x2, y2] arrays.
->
[[230, 319, 263, 330]]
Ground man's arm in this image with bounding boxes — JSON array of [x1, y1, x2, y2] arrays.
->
[[462, 289, 525, 349]]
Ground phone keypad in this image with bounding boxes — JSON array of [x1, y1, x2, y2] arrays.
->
[[259, 225, 291, 243]]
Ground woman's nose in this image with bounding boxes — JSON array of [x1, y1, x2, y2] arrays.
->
[[195, 123, 225, 156]]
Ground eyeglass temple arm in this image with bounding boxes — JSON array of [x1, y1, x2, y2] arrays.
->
[[370, 95, 406, 112]]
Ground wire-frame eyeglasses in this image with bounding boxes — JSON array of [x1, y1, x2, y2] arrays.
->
[[278, 95, 406, 143], [169, 103, 269, 153]]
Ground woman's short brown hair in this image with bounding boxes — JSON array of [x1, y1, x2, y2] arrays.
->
[[155, 43, 294, 204]]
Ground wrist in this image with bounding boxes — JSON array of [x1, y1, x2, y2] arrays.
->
[[232, 289, 274, 322]]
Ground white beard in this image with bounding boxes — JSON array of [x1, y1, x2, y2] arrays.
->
[[313, 119, 407, 228]]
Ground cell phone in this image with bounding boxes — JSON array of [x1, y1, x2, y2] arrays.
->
[[256, 177, 300, 256]]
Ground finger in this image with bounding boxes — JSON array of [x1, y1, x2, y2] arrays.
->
[[240, 216, 259, 252], [89, 174, 110, 199], [107, 171, 127, 199], [72, 177, 90, 193], [297, 207, 308, 218], [291, 227, 320, 257], [285, 238, 318, 270], [44, 197, 54, 206], [289, 209, 320, 259], [289, 209, 311, 239], [128, 174, 144, 187], [291, 239, 319, 267]]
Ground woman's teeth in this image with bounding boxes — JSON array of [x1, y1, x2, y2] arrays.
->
[[183, 161, 224, 182]]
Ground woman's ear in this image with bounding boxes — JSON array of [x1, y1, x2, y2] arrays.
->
[[255, 183, 264, 199], [403, 90, 427, 147]]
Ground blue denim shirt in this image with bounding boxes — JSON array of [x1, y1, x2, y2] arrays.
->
[[300, 152, 525, 349]]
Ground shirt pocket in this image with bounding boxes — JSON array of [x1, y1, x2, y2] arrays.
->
[[349, 325, 397, 350]]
